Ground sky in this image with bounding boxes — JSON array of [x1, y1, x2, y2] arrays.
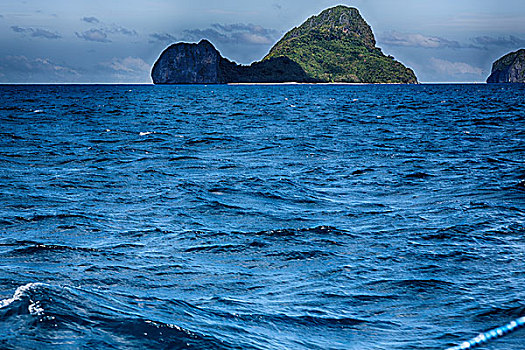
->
[[0, 0, 524, 83]]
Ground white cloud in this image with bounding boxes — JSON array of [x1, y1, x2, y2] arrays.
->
[[2, 56, 77, 74], [183, 23, 280, 46], [81, 16, 100, 24], [237, 32, 273, 45], [110, 25, 137, 36], [101, 57, 150, 73], [429, 57, 483, 75], [149, 32, 177, 43], [96, 56, 151, 83], [0, 55, 79, 82], [76, 20, 137, 43], [435, 13, 525, 32], [470, 35, 525, 49], [380, 31, 461, 49], [11, 25, 61, 39], [75, 29, 110, 42]]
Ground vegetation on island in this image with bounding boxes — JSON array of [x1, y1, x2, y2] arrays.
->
[[264, 6, 417, 83]]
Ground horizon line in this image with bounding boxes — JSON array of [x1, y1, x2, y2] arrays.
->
[[0, 81, 492, 85]]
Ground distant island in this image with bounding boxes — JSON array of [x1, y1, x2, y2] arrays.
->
[[487, 49, 525, 83], [151, 6, 418, 84]]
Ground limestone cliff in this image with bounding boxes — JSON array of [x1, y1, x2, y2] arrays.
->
[[487, 49, 525, 83], [151, 40, 222, 84], [151, 40, 313, 84]]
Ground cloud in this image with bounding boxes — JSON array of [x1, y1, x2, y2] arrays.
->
[[470, 35, 525, 49], [273, 3, 282, 10], [75, 22, 137, 43], [10, 25, 61, 39], [429, 57, 483, 76], [110, 25, 137, 36], [380, 32, 525, 52], [211, 23, 269, 34], [0, 55, 79, 79], [182, 23, 280, 46], [81, 16, 100, 24], [11, 25, 25, 33], [380, 31, 461, 49], [100, 56, 150, 74], [435, 13, 525, 33], [31, 28, 61, 39], [182, 28, 229, 44], [236, 32, 275, 45], [149, 32, 177, 43], [75, 29, 110, 42], [96, 56, 151, 82]]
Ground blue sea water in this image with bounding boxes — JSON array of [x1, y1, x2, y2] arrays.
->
[[0, 83, 524, 349]]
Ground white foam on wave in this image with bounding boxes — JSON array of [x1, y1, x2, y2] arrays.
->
[[28, 300, 45, 316], [0, 282, 47, 314], [139, 131, 153, 136], [32, 110, 44, 113]]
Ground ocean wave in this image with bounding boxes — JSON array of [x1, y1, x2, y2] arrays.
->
[[0, 282, 46, 311], [474, 303, 525, 320], [11, 243, 100, 255], [0, 283, 233, 349], [404, 172, 434, 179], [266, 250, 333, 261], [250, 226, 351, 237], [365, 278, 455, 294], [233, 312, 367, 329], [2, 83, 525, 349], [12, 213, 95, 224], [185, 243, 246, 253]]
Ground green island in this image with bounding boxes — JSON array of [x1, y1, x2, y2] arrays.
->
[[263, 6, 417, 83]]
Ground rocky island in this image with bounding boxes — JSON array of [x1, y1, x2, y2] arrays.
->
[[151, 6, 417, 84], [150, 40, 314, 84], [486, 49, 525, 83]]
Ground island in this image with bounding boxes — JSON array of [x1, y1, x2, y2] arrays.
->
[[486, 49, 525, 83], [151, 6, 418, 84]]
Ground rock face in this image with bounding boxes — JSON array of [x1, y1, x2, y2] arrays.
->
[[151, 40, 221, 84], [151, 40, 222, 84], [487, 49, 525, 83], [151, 40, 314, 84], [151, 6, 417, 84]]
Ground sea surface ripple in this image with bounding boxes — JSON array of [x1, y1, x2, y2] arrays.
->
[[0, 84, 524, 349]]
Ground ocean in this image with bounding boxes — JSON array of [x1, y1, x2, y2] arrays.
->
[[0, 83, 523, 349]]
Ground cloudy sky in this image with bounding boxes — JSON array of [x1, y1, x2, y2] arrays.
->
[[0, 0, 524, 83]]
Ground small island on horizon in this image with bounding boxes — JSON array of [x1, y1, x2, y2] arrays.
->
[[151, 6, 418, 84], [486, 49, 525, 83]]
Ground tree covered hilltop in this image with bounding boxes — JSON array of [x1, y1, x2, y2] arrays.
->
[[263, 6, 417, 83], [151, 6, 418, 84]]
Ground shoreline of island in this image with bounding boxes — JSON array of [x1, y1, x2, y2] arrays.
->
[[226, 82, 418, 86]]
